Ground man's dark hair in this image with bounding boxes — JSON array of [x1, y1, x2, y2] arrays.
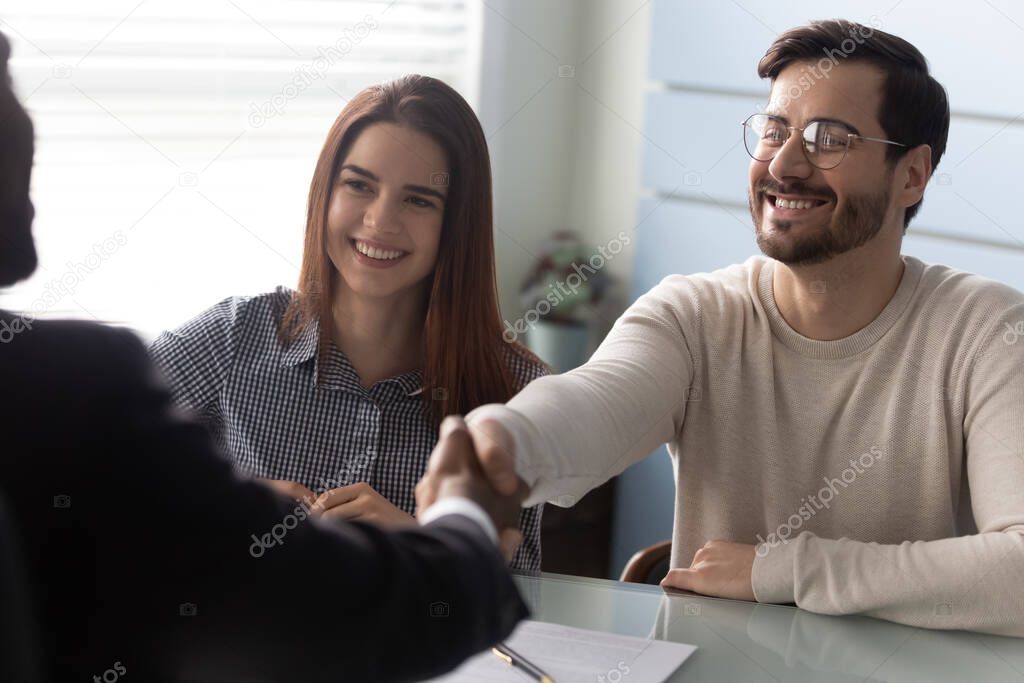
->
[[757, 19, 950, 230]]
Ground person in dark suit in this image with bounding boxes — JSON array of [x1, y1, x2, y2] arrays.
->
[[0, 31, 527, 683]]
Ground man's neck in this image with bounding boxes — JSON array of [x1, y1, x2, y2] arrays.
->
[[332, 285, 426, 388], [772, 241, 905, 342]]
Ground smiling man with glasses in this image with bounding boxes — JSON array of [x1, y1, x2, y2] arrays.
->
[[742, 114, 907, 168], [419, 19, 1024, 635]]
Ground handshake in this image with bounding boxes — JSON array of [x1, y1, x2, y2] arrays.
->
[[415, 416, 529, 560]]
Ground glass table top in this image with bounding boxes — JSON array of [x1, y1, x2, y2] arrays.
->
[[512, 573, 1024, 682]]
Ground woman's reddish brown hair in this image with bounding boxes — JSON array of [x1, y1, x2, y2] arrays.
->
[[281, 74, 541, 424]]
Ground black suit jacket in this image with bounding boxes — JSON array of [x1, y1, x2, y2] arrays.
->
[[0, 313, 527, 682]]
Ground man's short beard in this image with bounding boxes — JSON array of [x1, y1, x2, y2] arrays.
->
[[749, 182, 892, 267], [0, 203, 38, 287]]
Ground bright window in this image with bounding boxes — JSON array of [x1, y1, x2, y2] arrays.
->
[[1, 0, 481, 338]]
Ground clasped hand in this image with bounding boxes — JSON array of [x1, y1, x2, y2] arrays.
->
[[257, 480, 415, 527], [260, 416, 527, 560], [415, 416, 528, 561]]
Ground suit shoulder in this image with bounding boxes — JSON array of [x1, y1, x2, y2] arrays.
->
[[2, 316, 151, 391]]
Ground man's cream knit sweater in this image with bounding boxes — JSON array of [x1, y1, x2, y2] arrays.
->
[[469, 255, 1024, 636]]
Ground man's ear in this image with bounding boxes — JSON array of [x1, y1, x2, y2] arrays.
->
[[1, 32, 14, 97], [900, 144, 932, 210], [1, 31, 10, 77]]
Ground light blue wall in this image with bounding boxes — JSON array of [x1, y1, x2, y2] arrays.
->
[[610, 0, 1024, 577]]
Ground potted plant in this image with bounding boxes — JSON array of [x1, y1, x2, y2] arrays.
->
[[518, 231, 609, 372]]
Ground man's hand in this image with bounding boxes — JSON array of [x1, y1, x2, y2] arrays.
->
[[415, 416, 527, 560], [312, 482, 416, 527], [257, 478, 317, 507], [416, 416, 527, 511], [660, 540, 756, 601]]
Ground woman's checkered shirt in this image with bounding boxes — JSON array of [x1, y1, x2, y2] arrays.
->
[[149, 287, 548, 572]]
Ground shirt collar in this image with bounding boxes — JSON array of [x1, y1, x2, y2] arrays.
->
[[279, 318, 424, 396], [387, 370, 425, 397], [279, 318, 319, 368]]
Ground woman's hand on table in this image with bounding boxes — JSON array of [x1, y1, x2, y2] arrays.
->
[[257, 478, 318, 507], [313, 482, 416, 527]]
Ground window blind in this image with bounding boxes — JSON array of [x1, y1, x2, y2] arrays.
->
[[1, 0, 480, 338]]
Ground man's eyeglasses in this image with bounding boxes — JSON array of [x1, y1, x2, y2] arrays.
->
[[741, 113, 906, 170]]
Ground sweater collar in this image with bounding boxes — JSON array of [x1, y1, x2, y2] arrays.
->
[[757, 255, 925, 359]]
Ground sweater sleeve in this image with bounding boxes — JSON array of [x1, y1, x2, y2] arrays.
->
[[468, 276, 697, 508], [753, 304, 1024, 637]]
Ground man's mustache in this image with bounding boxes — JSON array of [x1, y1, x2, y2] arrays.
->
[[755, 180, 835, 202]]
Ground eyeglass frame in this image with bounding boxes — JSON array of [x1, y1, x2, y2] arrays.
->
[[741, 113, 907, 170]]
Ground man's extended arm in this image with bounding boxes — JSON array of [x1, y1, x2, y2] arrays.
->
[[3, 321, 527, 681], [465, 277, 696, 507]]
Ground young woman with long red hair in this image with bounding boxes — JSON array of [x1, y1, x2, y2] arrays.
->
[[151, 75, 547, 571]]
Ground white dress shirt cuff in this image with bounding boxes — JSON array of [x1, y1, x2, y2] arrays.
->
[[419, 497, 498, 545]]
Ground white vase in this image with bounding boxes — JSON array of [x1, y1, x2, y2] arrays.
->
[[526, 320, 590, 373]]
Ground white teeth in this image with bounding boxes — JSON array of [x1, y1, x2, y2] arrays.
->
[[773, 197, 821, 210], [354, 240, 405, 261]]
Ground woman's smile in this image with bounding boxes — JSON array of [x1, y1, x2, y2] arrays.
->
[[349, 237, 410, 268]]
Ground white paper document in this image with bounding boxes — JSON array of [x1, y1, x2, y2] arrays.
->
[[429, 620, 697, 683]]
